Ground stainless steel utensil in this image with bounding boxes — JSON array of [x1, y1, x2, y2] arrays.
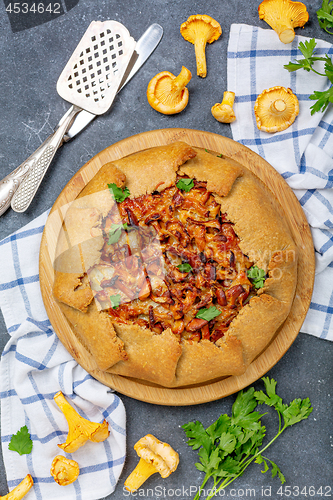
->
[[0, 23, 163, 217], [2, 20, 136, 215], [63, 23, 163, 142]]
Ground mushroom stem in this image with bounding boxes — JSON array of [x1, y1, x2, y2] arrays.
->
[[271, 99, 287, 113], [277, 25, 295, 44], [124, 458, 158, 492], [221, 91, 235, 107], [1, 474, 33, 500], [194, 38, 208, 77], [172, 66, 192, 93]]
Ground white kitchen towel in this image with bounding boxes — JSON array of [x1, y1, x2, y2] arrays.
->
[[228, 24, 333, 341], [0, 211, 126, 500]]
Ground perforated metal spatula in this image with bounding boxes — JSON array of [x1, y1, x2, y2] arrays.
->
[[10, 20, 136, 213]]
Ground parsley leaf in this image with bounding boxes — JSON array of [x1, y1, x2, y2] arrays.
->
[[299, 38, 318, 61], [196, 306, 221, 322], [108, 222, 128, 245], [254, 377, 313, 429], [182, 420, 212, 453], [282, 397, 313, 427], [182, 378, 313, 500], [284, 39, 333, 115], [255, 455, 286, 484], [110, 294, 121, 309], [8, 425, 33, 456], [107, 183, 130, 202], [206, 414, 230, 442], [176, 178, 194, 192], [247, 266, 266, 289], [177, 263, 193, 273], [309, 87, 333, 114], [317, 0, 333, 34]]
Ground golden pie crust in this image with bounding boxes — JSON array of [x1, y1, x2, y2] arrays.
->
[[52, 141, 297, 387]]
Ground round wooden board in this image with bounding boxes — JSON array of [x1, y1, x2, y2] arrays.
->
[[39, 128, 315, 406]]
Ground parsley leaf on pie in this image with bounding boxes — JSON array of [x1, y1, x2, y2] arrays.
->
[[107, 183, 130, 202], [176, 178, 194, 192], [108, 222, 129, 245], [8, 425, 33, 455], [196, 306, 221, 321], [110, 294, 121, 309], [247, 266, 266, 289], [177, 263, 193, 273]]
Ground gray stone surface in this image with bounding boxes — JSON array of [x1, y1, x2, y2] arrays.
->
[[0, 0, 332, 499]]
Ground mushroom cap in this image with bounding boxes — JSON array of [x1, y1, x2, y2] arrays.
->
[[51, 455, 80, 486], [211, 91, 236, 123], [54, 391, 110, 453], [258, 0, 309, 44], [134, 434, 179, 478], [180, 14, 222, 44], [254, 86, 299, 133], [211, 103, 236, 123], [147, 68, 191, 115]]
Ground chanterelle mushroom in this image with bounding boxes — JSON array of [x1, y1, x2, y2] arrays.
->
[[254, 86, 299, 133], [180, 15, 222, 77], [0, 474, 33, 500], [54, 391, 109, 453], [147, 66, 192, 115], [51, 456, 80, 486], [211, 91, 236, 123], [124, 434, 179, 492], [258, 0, 309, 44]]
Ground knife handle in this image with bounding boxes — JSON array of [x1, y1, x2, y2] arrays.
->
[[10, 106, 80, 214], [0, 161, 31, 216], [0, 135, 52, 216]]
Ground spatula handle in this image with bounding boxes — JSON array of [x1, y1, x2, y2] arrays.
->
[[10, 105, 81, 214]]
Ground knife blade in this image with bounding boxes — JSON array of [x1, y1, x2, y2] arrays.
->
[[63, 23, 163, 141]]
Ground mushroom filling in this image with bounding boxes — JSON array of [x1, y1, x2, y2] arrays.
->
[[87, 177, 257, 343]]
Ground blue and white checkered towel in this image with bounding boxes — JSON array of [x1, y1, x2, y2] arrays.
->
[[228, 24, 333, 341], [0, 211, 126, 500]]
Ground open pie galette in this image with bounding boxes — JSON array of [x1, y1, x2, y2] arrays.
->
[[52, 141, 297, 387]]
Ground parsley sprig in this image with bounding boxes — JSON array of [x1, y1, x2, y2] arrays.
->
[[182, 377, 312, 500], [108, 183, 130, 202], [317, 0, 333, 35], [196, 306, 221, 322], [284, 39, 333, 114], [177, 178, 194, 192], [110, 294, 121, 309], [247, 265, 266, 289], [108, 222, 129, 245], [177, 263, 193, 273]]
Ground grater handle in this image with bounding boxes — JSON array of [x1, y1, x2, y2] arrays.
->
[[10, 106, 81, 214]]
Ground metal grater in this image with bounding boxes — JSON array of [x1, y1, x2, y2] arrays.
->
[[57, 20, 136, 115]]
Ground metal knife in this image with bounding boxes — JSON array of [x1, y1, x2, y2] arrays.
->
[[0, 23, 163, 216]]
